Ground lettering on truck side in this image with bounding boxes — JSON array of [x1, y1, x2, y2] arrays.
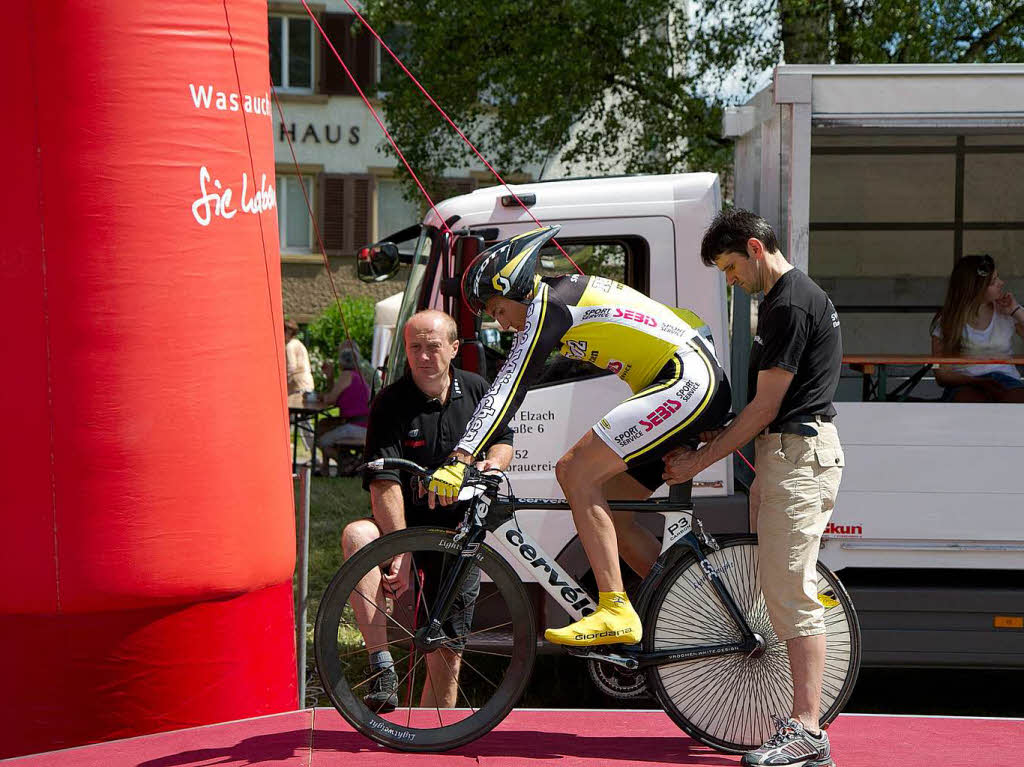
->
[[824, 522, 862, 537], [506, 529, 594, 614]]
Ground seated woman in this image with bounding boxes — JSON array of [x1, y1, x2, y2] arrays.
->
[[930, 254, 1024, 402], [315, 340, 371, 475]]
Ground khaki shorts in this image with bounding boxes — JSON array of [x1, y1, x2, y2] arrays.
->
[[754, 421, 844, 641]]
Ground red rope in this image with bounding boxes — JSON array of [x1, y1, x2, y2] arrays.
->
[[331, 0, 581, 274], [301, 0, 453, 240], [735, 448, 756, 474], [271, 86, 367, 389], [282, 15, 756, 475]]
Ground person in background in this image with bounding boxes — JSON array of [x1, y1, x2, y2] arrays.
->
[[285, 319, 315, 395], [316, 340, 371, 475], [931, 254, 1024, 403]]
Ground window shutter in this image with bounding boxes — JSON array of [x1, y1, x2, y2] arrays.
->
[[320, 174, 346, 255], [320, 173, 375, 256], [318, 13, 376, 96], [350, 20, 376, 93], [351, 176, 373, 250]]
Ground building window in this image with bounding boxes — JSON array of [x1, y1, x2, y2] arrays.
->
[[276, 176, 313, 251], [376, 178, 422, 240], [321, 174, 375, 256], [269, 15, 313, 91]]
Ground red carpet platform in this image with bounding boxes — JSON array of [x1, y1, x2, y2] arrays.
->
[[4, 708, 1021, 767]]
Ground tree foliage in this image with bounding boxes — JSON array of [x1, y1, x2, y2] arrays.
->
[[363, 0, 1024, 198], [731, 0, 1024, 67], [305, 296, 376, 387]]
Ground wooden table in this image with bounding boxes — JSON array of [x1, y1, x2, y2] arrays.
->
[[843, 355, 1024, 401]]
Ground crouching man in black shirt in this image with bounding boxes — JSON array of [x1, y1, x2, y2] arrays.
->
[[341, 310, 514, 713], [663, 209, 844, 767]]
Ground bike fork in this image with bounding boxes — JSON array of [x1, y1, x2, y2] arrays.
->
[[415, 527, 486, 651]]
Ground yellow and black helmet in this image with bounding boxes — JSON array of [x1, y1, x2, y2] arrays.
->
[[461, 225, 561, 316]]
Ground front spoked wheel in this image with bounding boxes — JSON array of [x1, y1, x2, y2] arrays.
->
[[644, 535, 861, 754], [315, 528, 536, 752]]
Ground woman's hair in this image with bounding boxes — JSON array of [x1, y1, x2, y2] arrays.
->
[[931, 254, 995, 355], [337, 339, 362, 370]]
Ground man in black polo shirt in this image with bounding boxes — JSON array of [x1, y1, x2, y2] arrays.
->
[[340, 309, 514, 713], [663, 209, 845, 767]]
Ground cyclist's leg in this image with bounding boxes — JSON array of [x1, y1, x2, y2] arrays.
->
[[547, 433, 644, 646], [547, 344, 725, 647], [556, 432, 633, 593], [604, 472, 658, 578], [597, 337, 732, 574], [340, 518, 387, 651]]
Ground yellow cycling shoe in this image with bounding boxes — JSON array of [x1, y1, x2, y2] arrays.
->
[[544, 591, 642, 647]]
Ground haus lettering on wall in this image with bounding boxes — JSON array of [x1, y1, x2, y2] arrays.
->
[[278, 122, 360, 145]]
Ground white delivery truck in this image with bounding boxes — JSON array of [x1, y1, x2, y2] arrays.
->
[[724, 64, 1024, 669]]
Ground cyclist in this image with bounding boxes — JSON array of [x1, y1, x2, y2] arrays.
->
[[426, 225, 732, 646]]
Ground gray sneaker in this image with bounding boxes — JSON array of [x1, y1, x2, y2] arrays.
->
[[742, 716, 833, 766], [362, 665, 399, 713]]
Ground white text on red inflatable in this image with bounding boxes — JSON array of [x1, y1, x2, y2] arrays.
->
[[189, 84, 271, 117], [192, 167, 276, 226]]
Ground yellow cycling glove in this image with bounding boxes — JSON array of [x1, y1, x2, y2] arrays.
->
[[427, 460, 469, 502]]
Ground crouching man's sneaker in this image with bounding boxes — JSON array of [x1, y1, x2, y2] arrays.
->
[[742, 716, 833, 766], [362, 666, 399, 713]]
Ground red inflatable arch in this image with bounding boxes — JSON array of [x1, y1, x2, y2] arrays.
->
[[3, 1, 296, 757]]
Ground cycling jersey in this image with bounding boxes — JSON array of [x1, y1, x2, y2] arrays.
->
[[456, 274, 725, 464]]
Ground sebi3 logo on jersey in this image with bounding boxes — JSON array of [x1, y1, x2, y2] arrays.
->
[[613, 308, 657, 327], [606, 359, 632, 377], [640, 398, 682, 431]]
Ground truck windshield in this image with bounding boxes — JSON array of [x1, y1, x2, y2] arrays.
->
[[384, 226, 436, 384]]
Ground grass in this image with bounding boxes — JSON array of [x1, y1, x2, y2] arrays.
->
[[294, 475, 371, 705]]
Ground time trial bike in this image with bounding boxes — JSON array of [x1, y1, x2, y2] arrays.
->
[[314, 457, 861, 753]]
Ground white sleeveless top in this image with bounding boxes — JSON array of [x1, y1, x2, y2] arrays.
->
[[932, 311, 1022, 379]]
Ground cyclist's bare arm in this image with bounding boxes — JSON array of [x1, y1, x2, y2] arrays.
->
[[476, 442, 514, 473]]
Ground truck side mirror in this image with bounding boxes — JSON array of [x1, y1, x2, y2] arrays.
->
[[356, 242, 401, 283]]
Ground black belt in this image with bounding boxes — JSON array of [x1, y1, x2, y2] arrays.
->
[[766, 415, 833, 437]]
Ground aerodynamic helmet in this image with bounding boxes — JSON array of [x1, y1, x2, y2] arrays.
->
[[460, 225, 561, 316]]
